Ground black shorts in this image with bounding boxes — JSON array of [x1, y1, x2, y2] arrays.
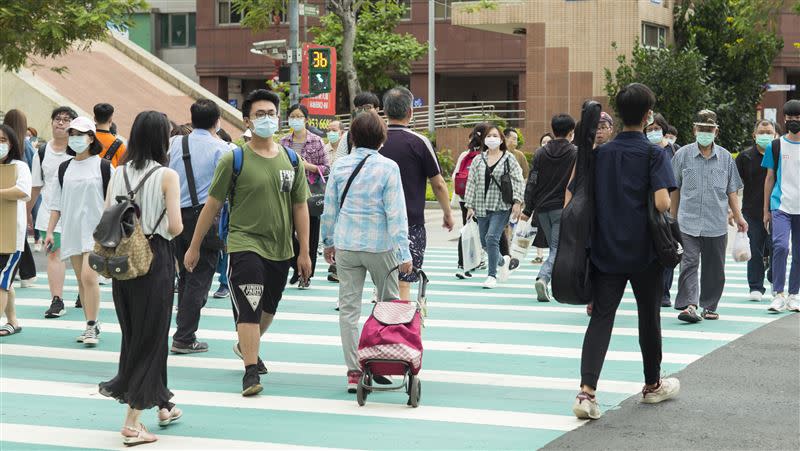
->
[[0, 251, 22, 291], [400, 224, 426, 283], [228, 252, 290, 323]]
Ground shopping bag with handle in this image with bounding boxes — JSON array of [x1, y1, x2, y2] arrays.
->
[[460, 221, 481, 271]]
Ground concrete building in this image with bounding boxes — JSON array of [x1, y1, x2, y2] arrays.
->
[[128, 0, 199, 81], [763, 4, 800, 122]]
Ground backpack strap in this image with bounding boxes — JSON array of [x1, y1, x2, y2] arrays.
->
[[100, 159, 111, 198], [104, 138, 122, 162], [58, 159, 72, 188], [123, 164, 163, 201], [182, 135, 200, 207], [38, 143, 47, 181], [339, 154, 371, 209], [283, 145, 299, 168], [228, 146, 245, 207]]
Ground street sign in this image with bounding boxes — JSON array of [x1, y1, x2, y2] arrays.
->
[[301, 44, 337, 116], [766, 84, 797, 92], [300, 4, 319, 17]]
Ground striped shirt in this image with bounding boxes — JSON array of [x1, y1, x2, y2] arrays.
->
[[463, 151, 525, 217], [320, 147, 411, 262], [672, 142, 743, 237]]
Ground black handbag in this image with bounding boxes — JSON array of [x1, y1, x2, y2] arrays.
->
[[180, 135, 223, 251], [551, 101, 601, 305], [647, 147, 683, 268], [307, 171, 326, 217]]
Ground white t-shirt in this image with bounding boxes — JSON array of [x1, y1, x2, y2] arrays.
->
[[49, 155, 112, 260], [5, 160, 32, 252], [31, 141, 71, 233]]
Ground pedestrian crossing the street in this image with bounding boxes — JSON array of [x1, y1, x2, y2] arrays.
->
[[0, 247, 792, 450]]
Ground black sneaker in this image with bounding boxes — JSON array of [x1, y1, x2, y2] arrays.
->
[[75, 295, 82, 309], [661, 298, 672, 308], [233, 343, 268, 374], [213, 285, 230, 299], [44, 297, 66, 318], [327, 273, 339, 283], [242, 366, 263, 397], [508, 257, 520, 271], [170, 341, 209, 354], [289, 273, 300, 285]]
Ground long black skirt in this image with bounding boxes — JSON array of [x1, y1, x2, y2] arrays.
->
[[99, 236, 175, 411]]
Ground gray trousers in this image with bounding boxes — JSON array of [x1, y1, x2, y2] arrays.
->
[[537, 209, 562, 283], [336, 249, 399, 372], [675, 233, 727, 312]]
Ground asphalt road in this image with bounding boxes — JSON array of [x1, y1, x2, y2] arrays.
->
[[543, 313, 800, 450]]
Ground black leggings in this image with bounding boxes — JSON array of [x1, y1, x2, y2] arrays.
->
[[292, 215, 320, 278], [457, 202, 509, 269]]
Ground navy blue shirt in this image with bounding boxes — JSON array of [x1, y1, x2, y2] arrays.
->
[[591, 131, 677, 274]]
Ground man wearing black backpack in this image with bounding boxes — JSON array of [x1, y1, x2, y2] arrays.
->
[[521, 114, 577, 302], [93, 103, 126, 168], [167, 99, 227, 354]]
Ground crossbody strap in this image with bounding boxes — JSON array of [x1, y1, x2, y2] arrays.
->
[[123, 164, 163, 200], [339, 154, 371, 209], [104, 138, 122, 162], [182, 135, 200, 207]]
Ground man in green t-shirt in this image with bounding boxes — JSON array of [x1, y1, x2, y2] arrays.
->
[[184, 89, 311, 397]]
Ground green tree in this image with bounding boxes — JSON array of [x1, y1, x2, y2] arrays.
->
[[311, 0, 425, 96], [673, 0, 783, 151], [604, 42, 710, 146], [0, 0, 146, 71]]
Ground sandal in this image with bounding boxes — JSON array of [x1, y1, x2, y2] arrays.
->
[[701, 309, 719, 320], [122, 424, 157, 446], [532, 257, 543, 264], [0, 323, 21, 337], [157, 406, 183, 427]]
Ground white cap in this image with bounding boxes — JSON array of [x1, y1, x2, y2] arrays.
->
[[68, 116, 96, 134]]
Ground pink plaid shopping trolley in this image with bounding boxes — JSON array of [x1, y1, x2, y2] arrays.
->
[[356, 267, 428, 407]]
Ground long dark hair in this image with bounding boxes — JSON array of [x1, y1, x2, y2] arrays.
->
[[123, 111, 171, 170], [467, 122, 491, 152], [0, 124, 24, 164], [3, 110, 28, 148]]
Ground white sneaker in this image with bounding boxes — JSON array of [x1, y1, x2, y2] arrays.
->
[[572, 392, 601, 419], [641, 377, 680, 404], [787, 295, 799, 312], [20, 277, 37, 288], [748, 290, 763, 302], [769, 293, 787, 312], [482, 276, 497, 289], [497, 255, 511, 282], [33, 242, 42, 252], [535, 279, 551, 302]]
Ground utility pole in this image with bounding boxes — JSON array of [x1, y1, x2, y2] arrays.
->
[[289, 0, 300, 106], [427, 0, 435, 135]]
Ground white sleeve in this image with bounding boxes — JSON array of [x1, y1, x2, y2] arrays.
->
[[31, 151, 43, 187], [14, 161, 32, 202], [49, 166, 63, 212]]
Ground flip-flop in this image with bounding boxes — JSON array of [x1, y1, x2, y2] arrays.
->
[[0, 323, 21, 337]]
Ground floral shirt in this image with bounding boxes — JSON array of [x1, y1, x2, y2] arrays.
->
[[281, 131, 329, 184]]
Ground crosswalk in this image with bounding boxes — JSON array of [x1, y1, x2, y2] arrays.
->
[[0, 247, 792, 450]]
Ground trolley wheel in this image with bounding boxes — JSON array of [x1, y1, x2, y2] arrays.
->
[[356, 383, 368, 406], [408, 376, 421, 408]]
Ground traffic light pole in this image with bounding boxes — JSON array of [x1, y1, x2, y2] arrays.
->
[[289, 0, 300, 106]]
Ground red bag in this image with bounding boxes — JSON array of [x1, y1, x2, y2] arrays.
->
[[454, 150, 480, 197]]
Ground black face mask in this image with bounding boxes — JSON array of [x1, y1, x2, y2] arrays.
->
[[786, 120, 800, 134]]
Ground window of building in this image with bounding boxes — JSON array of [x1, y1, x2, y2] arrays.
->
[[160, 13, 196, 48], [642, 23, 667, 49], [399, 0, 411, 21], [218, 0, 242, 25], [435, 0, 452, 20]]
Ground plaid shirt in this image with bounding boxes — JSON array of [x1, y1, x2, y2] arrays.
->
[[281, 132, 329, 184], [320, 147, 411, 262], [673, 142, 743, 237], [463, 151, 525, 216]]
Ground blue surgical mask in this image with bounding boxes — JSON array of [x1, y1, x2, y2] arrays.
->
[[755, 134, 773, 149], [68, 135, 90, 154], [0, 143, 8, 159], [251, 116, 279, 138], [327, 131, 341, 143], [288, 118, 305, 132], [647, 130, 663, 144], [696, 132, 715, 147]]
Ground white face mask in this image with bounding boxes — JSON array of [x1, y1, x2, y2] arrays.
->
[[485, 137, 502, 150], [68, 135, 90, 154], [0, 143, 9, 159]]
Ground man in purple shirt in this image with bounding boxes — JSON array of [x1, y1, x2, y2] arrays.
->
[[379, 87, 454, 299]]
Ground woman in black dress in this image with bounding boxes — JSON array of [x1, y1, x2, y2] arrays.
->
[[98, 111, 184, 446]]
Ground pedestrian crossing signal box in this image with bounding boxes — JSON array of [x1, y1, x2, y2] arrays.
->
[[307, 48, 331, 94]]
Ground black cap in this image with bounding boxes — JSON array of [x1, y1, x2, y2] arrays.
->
[[784, 99, 800, 117]]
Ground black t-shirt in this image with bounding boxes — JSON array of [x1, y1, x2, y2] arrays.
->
[[592, 132, 677, 274], [485, 160, 500, 194], [379, 125, 441, 226], [735, 145, 767, 220]]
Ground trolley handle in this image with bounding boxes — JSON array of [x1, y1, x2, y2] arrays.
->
[[379, 265, 429, 304]]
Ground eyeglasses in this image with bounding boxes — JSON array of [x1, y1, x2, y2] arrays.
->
[[355, 105, 375, 112], [597, 125, 612, 131], [53, 116, 73, 124], [253, 111, 278, 119]]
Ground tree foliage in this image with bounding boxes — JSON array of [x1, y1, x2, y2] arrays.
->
[[310, 0, 426, 94], [604, 42, 710, 146], [0, 0, 146, 71]]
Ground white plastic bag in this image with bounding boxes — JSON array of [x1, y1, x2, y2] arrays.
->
[[731, 231, 751, 262], [460, 221, 482, 271], [510, 218, 536, 262]]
